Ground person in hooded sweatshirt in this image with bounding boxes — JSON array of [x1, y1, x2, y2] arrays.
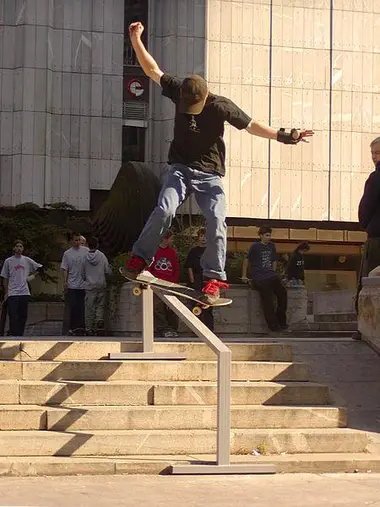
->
[[352, 137, 380, 340], [82, 236, 111, 335]]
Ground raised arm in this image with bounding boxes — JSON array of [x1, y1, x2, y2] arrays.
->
[[246, 120, 314, 144], [129, 22, 163, 85]]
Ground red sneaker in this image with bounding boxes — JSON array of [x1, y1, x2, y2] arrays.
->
[[124, 255, 147, 280], [201, 279, 229, 305]]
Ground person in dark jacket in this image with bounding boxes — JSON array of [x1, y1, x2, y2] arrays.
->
[[287, 242, 310, 286], [353, 137, 380, 340]]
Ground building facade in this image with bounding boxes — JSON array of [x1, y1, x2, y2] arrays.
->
[[1, 0, 379, 289], [0, 0, 124, 210]]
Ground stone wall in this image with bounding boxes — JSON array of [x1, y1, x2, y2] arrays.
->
[[358, 277, 380, 355], [110, 283, 308, 336], [1, 301, 65, 337]]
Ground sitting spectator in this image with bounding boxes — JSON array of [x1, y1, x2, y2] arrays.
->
[[241, 226, 288, 333], [286, 241, 310, 287]]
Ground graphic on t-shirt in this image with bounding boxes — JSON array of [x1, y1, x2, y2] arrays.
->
[[260, 250, 273, 269], [14, 264, 25, 271], [188, 116, 200, 133], [154, 257, 173, 272]]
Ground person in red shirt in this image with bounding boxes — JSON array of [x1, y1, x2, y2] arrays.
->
[[148, 231, 179, 337]]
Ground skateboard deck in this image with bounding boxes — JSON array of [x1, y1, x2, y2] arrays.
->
[[119, 268, 232, 314]]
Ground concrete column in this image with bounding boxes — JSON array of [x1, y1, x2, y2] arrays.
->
[[358, 277, 380, 354]]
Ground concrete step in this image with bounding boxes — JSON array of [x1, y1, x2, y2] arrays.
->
[[153, 381, 330, 406], [0, 405, 48, 430], [0, 453, 379, 476], [0, 341, 122, 361], [122, 343, 294, 362], [0, 428, 368, 456], [0, 341, 293, 362], [308, 323, 357, 332], [46, 405, 346, 431], [314, 313, 357, 323], [0, 360, 309, 382], [0, 380, 330, 406]]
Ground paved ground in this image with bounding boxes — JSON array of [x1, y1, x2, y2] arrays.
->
[[0, 473, 380, 507]]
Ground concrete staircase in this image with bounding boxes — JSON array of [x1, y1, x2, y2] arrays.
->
[[0, 340, 377, 476]]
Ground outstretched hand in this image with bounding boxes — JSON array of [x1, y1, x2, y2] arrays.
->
[[295, 130, 314, 143], [129, 22, 144, 40]]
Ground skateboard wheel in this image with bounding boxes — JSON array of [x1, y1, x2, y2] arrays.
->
[[132, 286, 142, 296], [192, 306, 202, 316]]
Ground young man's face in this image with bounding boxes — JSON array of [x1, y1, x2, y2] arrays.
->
[[198, 233, 206, 246], [260, 233, 272, 244], [160, 236, 172, 248], [371, 143, 380, 166], [80, 236, 87, 247], [13, 243, 24, 255], [72, 235, 81, 248]]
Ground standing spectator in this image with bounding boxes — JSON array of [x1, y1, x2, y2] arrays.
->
[[61, 233, 87, 334], [352, 137, 380, 340], [148, 231, 180, 338], [82, 237, 111, 335], [61, 232, 88, 335], [241, 226, 288, 333], [287, 242, 310, 287], [185, 227, 214, 331], [0, 240, 42, 336]]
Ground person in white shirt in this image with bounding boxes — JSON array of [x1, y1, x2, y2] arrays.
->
[[0, 240, 42, 336], [60, 232, 88, 335]]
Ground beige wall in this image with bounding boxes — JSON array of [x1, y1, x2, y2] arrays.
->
[[205, 0, 379, 221]]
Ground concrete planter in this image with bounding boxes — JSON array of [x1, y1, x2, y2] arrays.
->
[[358, 277, 380, 354], [110, 283, 309, 336], [313, 290, 355, 315]]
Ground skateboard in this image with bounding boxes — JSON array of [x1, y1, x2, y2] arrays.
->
[[119, 267, 232, 315], [0, 299, 8, 336]]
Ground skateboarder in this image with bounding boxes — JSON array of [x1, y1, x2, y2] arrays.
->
[[124, 21, 314, 304]]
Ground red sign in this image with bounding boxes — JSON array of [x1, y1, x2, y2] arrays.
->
[[127, 78, 145, 98]]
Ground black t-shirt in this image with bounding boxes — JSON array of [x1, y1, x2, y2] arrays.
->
[[161, 74, 251, 176], [247, 242, 278, 282], [287, 251, 305, 280], [184, 245, 206, 286]]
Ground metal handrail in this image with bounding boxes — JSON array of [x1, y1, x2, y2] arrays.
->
[[152, 287, 232, 465]]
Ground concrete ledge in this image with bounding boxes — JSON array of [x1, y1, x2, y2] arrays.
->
[[112, 284, 309, 335]]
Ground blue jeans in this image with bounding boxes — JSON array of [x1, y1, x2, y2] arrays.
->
[[133, 164, 227, 280]]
